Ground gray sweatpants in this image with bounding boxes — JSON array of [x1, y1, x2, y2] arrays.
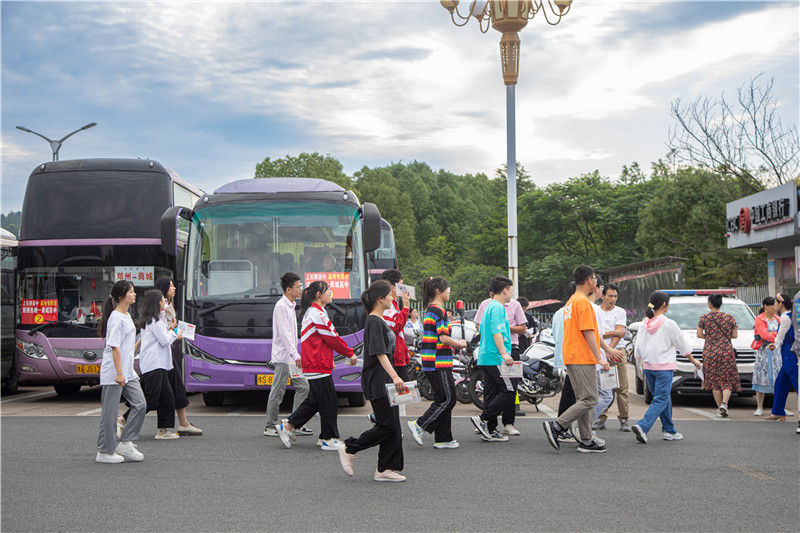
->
[[97, 380, 146, 454], [556, 364, 598, 442], [265, 362, 309, 429]]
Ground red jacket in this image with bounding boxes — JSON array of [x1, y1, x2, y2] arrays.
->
[[751, 312, 778, 350], [300, 304, 354, 374], [383, 300, 409, 367]]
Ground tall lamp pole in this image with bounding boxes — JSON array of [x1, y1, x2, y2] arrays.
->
[[15, 122, 97, 161], [440, 0, 571, 297]]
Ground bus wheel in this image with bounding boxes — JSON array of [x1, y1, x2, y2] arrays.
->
[[347, 392, 366, 407], [202, 392, 225, 407], [2, 358, 19, 395], [54, 383, 81, 396]]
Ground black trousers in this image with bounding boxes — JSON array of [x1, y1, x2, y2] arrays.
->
[[557, 374, 576, 417], [417, 368, 456, 442], [170, 342, 189, 410], [288, 375, 339, 440], [502, 345, 521, 425], [480, 365, 516, 433], [344, 395, 403, 472], [124, 368, 176, 429]]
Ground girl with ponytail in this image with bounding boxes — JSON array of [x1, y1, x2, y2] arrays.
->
[[95, 280, 147, 464], [277, 280, 356, 450], [407, 276, 466, 449], [337, 280, 408, 481], [631, 291, 699, 444]]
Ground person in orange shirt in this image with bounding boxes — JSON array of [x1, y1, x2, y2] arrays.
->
[[542, 265, 610, 453]]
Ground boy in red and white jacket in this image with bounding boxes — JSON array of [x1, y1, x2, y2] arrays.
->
[[381, 269, 410, 380]]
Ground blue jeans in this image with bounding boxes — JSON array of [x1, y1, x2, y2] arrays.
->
[[636, 370, 676, 434]]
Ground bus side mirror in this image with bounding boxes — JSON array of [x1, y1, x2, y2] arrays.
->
[[361, 202, 381, 253], [160, 206, 193, 256]]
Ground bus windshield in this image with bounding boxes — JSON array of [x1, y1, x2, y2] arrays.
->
[[186, 202, 366, 300]]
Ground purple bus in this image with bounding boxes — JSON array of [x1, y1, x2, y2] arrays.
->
[[15, 159, 201, 395], [159, 178, 396, 407]]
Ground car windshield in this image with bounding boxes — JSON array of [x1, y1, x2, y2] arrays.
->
[[666, 301, 755, 330], [186, 201, 365, 300]]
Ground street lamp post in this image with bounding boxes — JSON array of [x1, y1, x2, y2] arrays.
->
[[15, 123, 97, 161], [440, 0, 571, 297]]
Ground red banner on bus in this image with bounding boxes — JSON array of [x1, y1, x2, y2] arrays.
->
[[305, 272, 351, 299], [21, 299, 58, 324]]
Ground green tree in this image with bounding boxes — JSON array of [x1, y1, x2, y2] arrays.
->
[[254, 152, 351, 189], [1, 211, 21, 238]]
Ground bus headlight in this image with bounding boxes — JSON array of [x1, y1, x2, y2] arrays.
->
[[339, 373, 361, 382], [185, 343, 225, 365], [17, 340, 47, 359]]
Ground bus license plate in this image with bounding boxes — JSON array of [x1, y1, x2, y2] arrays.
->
[[256, 374, 291, 386], [76, 364, 100, 374]]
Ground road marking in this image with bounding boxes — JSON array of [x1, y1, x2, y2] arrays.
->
[[729, 464, 775, 481], [537, 404, 557, 418], [399, 404, 406, 417], [681, 407, 727, 420], [76, 407, 103, 416], [0, 391, 57, 404], [227, 406, 251, 416]]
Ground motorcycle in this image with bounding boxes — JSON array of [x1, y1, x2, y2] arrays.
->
[[468, 333, 565, 410]]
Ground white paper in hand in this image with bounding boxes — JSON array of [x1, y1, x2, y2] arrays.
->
[[499, 361, 523, 377], [176, 321, 196, 340], [598, 367, 619, 390], [386, 381, 421, 406]]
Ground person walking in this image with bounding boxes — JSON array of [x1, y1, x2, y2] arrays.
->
[[766, 293, 798, 422], [594, 283, 631, 431], [338, 280, 407, 482], [406, 276, 466, 449], [95, 280, 146, 463], [631, 291, 701, 444], [542, 265, 609, 454], [697, 293, 740, 417], [264, 272, 312, 438], [471, 276, 516, 443], [380, 269, 411, 382], [277, 281, 356, 450], [751, 296, 780, 416], [553, 282, 578, 443]]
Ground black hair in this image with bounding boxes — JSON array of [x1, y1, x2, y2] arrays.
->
[[517, 297, 529, 309], [137, 290, 165, 330], [565, 281, 577, 298], [573, 264, 595, 285], [97, 280, 134, 338], [361, 279, 392, 313], [707, 294, 723, 309], [422, 276, 449, 308], [380, 269, 403, 285], [154, 276, 173, 302], [280, 271, 301, 293], [300, 280, 329, 314], [602, 283, 618, 296], [488, 275, 513, 296], [758, 296, 776, 315], [776, 293, 792, 311], [645, 291, 670, 319]]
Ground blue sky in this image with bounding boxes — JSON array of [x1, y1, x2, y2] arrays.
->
[[2, 1, 798, 213]]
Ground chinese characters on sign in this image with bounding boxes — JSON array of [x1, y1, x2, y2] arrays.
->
[[726, 198, 791, 234], [21, 299, 58, 324], [304, 272, 351, 299], [114, 266, 155, 287]]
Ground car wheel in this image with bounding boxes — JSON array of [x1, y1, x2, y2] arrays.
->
[[643, 376, 652, 404], [347, 392, 366, 407], [635, 373, 644, 395]]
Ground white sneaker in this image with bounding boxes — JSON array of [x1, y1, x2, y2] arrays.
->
[[177, 423, 203, 436], [154, 431, 180, 440], [374, 469, 406, 482], [264, 426, 279, 437], [753, 409, 763, 416], [276, 423, 292, 449], [662, 432, 683, 441], [320, 438, 344, 451], [591, 431, 606, 447], [338, 445, 355, 476], [115, 441, 144, 462], [785, 410, 794, 416], [502, 424, 521, 436], [116, 416, 125, 439], [95, 452, 124, 464], [407, 420, 424, 446], [433, 440, 460, 449]]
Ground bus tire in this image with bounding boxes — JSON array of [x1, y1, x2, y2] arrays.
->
[[202, 391, 225, 407], [347, 392, 366, 407], [54, 383, 81, 396], [2, 358, 19, 395]]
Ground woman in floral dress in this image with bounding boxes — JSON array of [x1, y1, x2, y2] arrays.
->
[[697, 293, 740, 417], [751, 296, 780, 416]]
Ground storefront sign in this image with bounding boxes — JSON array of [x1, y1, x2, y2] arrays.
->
[[726, 198, 791, 234], [21, 299, 58, 324], [726, 182, 798, 248], [304, 272, 350, 299], [114, 266, 155, 287]]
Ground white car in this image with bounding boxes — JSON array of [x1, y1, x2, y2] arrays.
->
[[628, 290, 756, 403]]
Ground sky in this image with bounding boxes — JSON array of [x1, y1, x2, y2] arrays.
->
[[2, 0, 798, 214]]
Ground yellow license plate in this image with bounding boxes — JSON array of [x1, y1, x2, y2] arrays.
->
[[76, 364, 101, 374], [256, 374, 292, 386]]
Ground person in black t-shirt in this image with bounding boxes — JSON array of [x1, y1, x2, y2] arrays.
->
[[338, 280, 408, 482]]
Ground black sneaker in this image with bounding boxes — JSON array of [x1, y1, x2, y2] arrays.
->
[[470, 416, 491, 439], [542, 421, 560, 451], [480, 430, 509, 442], [557, 428, 577, 443], [577, 440, 607, 453]]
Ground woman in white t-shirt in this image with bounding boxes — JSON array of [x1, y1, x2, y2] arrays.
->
[[95, 280, 147, 464], [631, 291, 701, 444]]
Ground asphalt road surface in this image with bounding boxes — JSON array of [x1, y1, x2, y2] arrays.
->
[[2, 380, 799, 532]]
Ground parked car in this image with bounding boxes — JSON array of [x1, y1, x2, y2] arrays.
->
[[628, 290, 756, 403]]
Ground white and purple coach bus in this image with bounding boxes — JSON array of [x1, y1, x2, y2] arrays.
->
[[160, 178, 396, 407], [15, 159, 201, 395]]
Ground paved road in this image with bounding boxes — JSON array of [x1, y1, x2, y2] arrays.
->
[[1, 414, 798, 532]]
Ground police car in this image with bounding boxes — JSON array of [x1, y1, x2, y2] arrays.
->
[[628, 289, 756, 403]]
